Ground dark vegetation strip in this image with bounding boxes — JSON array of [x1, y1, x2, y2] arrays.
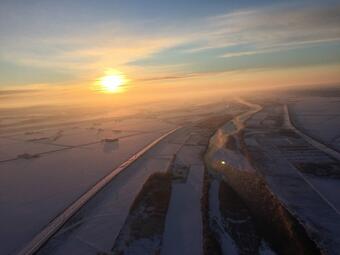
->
[[217, 165, 321, 255], [111, 172, 172, 255], [218, 180, 261, 255]]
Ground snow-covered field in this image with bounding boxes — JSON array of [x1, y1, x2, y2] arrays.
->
[[0, 117, 176, 255], [38, 138, 177, 255], [161, 147, 205, 255], [289, 96, 340, 152], [3, 94, 337, 255], [244, 99, 340, 254], [1, 99, 242, 255]]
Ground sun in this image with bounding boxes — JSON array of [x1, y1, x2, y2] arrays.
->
[[97, 71, 127, 93], [101, 75, 124, 91]]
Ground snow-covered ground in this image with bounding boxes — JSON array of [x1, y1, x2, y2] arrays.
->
[[255, 136, 340, 252], [37, 136, 179, 255], [205, 97, 340, 254], [289, 96, 340, 152], [0, 98, 243, 255], [0, 117, 176, 255], [37, 125, 210, 254], [5, 95, 336, 255], [161, 145, 205, 255], [244, 101, 340, 254]]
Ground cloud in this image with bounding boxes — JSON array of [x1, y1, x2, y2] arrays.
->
[[198, 3, 340, 51], [129, 2, 340, 77], [1, 1, 339, 86], [0, 88, 40, 96]]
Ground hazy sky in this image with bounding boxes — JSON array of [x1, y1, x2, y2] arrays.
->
[[0, 0, 340, 90]]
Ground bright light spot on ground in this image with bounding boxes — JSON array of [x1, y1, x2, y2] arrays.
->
[[221, 160, 226, 165]]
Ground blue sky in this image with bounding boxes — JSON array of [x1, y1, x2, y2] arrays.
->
[[0, 0, 339, 87]]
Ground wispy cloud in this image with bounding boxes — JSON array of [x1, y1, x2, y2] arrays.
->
[[0, 1, 339, 86], [130, 2, 340, 77], [203, 3, 340, 51]]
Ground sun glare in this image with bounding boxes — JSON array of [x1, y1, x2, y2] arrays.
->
[[97, 71, 127, 93]]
